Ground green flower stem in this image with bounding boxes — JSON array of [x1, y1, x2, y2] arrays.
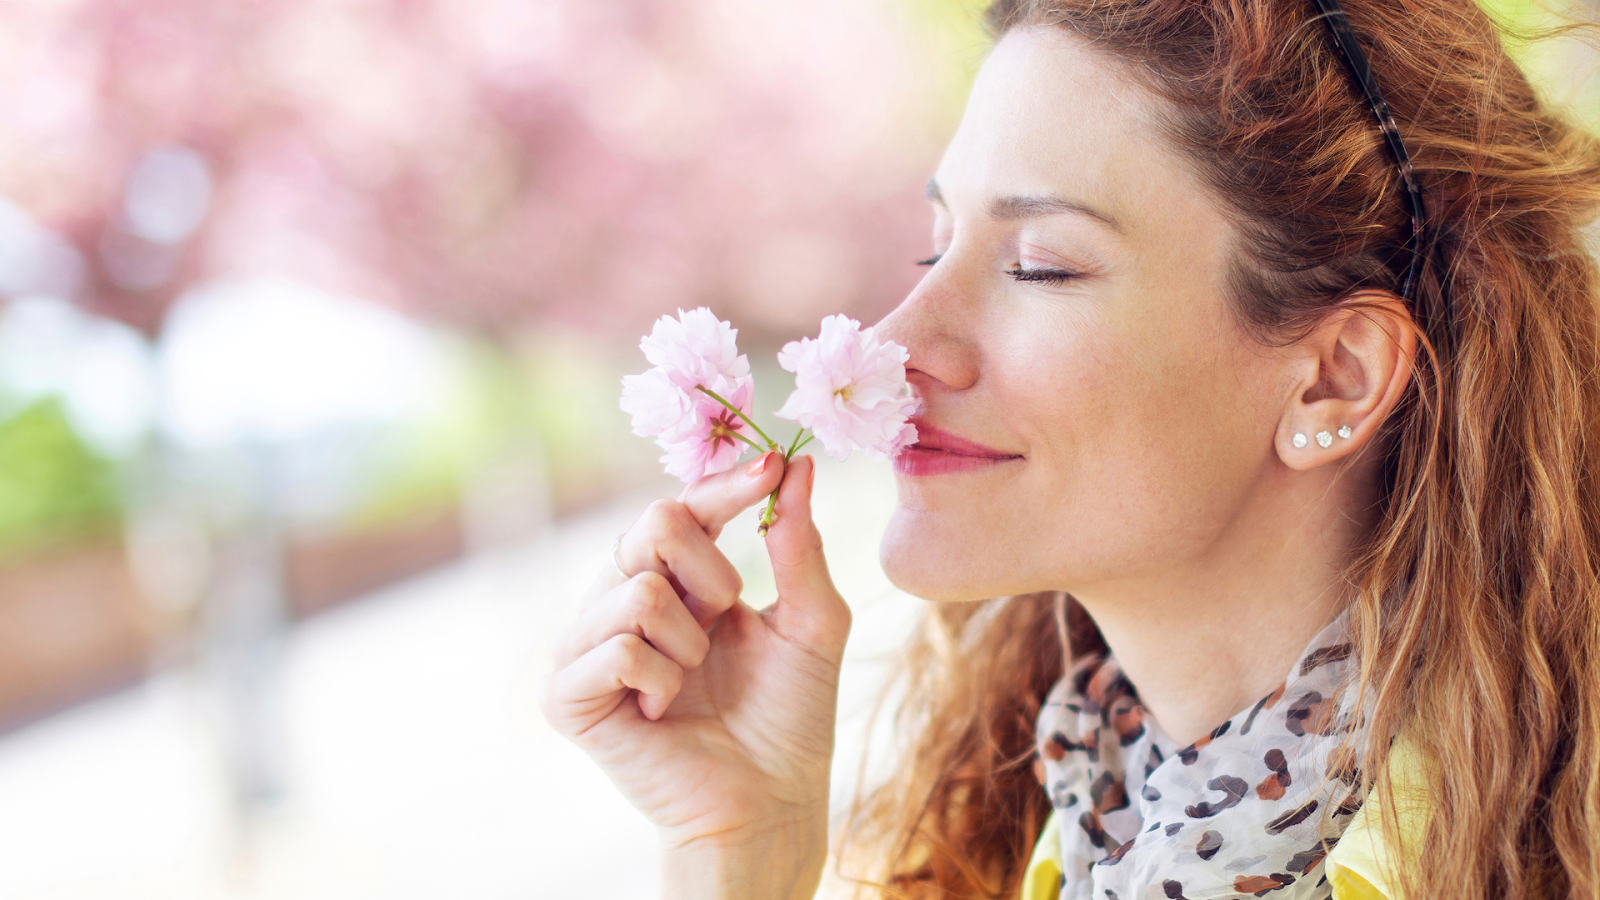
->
[[696, 386, 779, 450], [757, 426, 813, 536], [687, 387, 809, 536], [757, 490, 780, 536], [729, 431, 768, 454]]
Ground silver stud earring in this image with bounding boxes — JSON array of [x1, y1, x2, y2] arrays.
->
[[1292, 432, 1308, 449], [1316, 430, 1333, 448], [1337, 424, 1352, 439]]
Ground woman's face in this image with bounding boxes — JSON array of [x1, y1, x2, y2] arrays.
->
[[875, 26, 1293, 602]]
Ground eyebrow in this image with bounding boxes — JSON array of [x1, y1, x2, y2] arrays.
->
[[924, 178, 1123, 234]]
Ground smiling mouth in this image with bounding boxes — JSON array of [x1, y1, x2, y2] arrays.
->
[[893, 420, 1023, 476]]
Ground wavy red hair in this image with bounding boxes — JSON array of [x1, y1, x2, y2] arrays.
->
[[832, 2, 1600, 898]]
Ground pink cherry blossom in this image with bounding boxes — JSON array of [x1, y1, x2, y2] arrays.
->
[[620, 307, 761, 483], [620, 366, 692, 437], [774, 314, 918, 461], [621, 308, 751, 440], [640, 307, 751, 394], [656, 374, 757, 482]]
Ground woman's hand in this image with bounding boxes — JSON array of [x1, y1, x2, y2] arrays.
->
[[538, 451, 851, 889]]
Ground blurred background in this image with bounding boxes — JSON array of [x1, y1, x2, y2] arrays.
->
[[0, 1, 1593, 898]]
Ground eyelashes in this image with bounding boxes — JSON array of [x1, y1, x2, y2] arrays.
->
[[915, 254, 1080, 284], [1005, 266, 1078, 284]]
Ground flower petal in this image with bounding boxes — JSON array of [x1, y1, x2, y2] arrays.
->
[[774, 314, 917, 461]]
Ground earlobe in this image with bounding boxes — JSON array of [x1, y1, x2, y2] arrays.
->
[[1282, 419, 1359, 469], [1276, 294, 1417, 471]]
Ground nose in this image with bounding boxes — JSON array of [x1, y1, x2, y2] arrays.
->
[[873, 262, 981, 393]]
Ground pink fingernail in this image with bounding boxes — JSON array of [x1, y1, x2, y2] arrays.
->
[[746, 453, 770, 477]]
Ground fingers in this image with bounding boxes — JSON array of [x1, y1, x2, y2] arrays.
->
[[542, 632, 685, 731], [762, 455, 851, 654], [617, 497, 746, 624], [554, 571, 711, 673], [604, 450, 785, 621], [677, 451, 786, 539]]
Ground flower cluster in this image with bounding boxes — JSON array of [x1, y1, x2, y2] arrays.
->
[[620, 308, 758, 483], [775, 314, 918, 461], [620, 307, 917, 532]]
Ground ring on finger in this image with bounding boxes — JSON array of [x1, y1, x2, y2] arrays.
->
[[610, 532, 629, 579]]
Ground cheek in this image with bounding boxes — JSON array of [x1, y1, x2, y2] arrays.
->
[[988, 304, 1123, 450], [994, 297, 1261, 561], [880, 280, 1273, 598]]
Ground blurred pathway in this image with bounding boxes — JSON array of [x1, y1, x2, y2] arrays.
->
[[0, 455, 925, 900]]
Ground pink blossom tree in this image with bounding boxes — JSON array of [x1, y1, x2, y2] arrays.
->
[[0, 0, 980, 341]]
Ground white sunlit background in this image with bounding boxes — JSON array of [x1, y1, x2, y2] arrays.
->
[[0, 1, 1595, 898]]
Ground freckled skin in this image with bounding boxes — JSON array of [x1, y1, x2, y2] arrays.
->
[[871, 27, 1411, 745], [876, 27, 1282, 602]]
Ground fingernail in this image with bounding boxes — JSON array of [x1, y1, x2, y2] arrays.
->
[[746, 453, 770, 477], [806, 460, 815, 491]]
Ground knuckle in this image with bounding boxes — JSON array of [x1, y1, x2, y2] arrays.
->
[[631, 569, 673, 594], [608, 632, 650, 669], [805, 528, 825, 557], [628, 572, 677, 610], [623, 587, 665, 625], [831, 606, 853, 643], [820, 600, 853, 649], [641, 498, 687, 539]]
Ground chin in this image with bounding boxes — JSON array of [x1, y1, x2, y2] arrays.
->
[[879, 508, 997, 603]]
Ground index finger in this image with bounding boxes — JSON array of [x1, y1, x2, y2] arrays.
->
[[676, 450, 786, 539]]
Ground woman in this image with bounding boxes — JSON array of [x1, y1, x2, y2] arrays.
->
[[540, 1, 1600, 898]]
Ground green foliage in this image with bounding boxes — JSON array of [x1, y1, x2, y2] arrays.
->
[[1476, 0, 1600, 135], [341, 330, 651, 527], [894, 0, 995, 132], [0, 398, 122, 558]]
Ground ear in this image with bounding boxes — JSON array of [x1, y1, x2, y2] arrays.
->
[[1276, 293, 1417, 471]]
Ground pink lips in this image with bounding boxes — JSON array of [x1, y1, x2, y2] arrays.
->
[[892, 420, 1023, 476]]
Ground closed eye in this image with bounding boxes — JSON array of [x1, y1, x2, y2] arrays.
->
[[1007, 266, 1079, 284], [915, 255, 942, 266]]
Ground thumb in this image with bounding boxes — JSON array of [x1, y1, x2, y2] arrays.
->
[[762, 454, 851, 654]]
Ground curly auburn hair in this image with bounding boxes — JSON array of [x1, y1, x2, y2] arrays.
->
[[831, 3, 1600, 899]]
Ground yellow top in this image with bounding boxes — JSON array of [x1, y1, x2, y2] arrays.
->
[[1019, 736, 1430, 900]]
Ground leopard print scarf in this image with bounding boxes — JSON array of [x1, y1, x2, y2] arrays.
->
[[1034, 611, 1366, 900]]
